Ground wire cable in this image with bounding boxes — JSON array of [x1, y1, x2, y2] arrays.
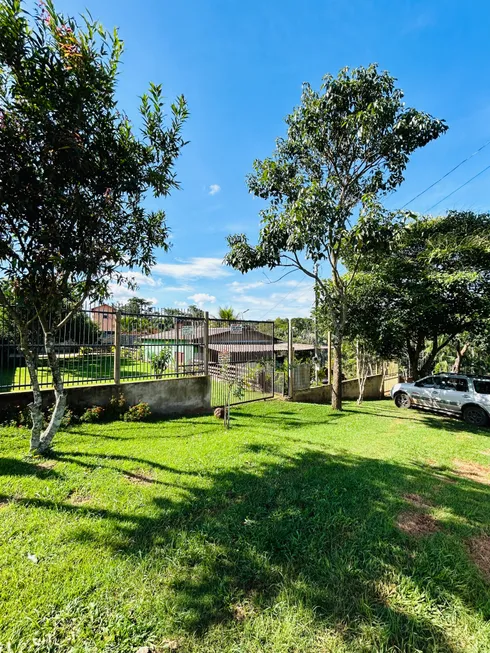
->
[[401, 138, 490, 209], [425, 162, 490, 213]]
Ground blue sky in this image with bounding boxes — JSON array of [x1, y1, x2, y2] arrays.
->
[[57, 0, 490, 318]]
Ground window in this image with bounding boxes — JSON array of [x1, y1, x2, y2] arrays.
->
[[473, 380, 490, 395], [415, 376, 436, 388], [437, 376, 469, 392], [102, 313, 109, 319]]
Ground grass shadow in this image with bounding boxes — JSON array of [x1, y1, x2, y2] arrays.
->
[[12, 447, 490, 649], [345, 404, 490, 436], [0, 456, 58, 478]]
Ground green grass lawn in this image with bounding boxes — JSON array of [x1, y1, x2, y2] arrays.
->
[[0, 356, 161, 391], [1, 400, 490, 652]]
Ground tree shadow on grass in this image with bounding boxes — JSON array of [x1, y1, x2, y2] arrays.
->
[[8, 449, 490, 650], [235, 409, 347, 430], [344, 403, 490, 437], [0, 456, 58, 478]]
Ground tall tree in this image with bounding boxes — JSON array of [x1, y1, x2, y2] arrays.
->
[[225, 64, 446, 409], [0, 0, 188, 452], [344, 212, 490, 379], [122, 297, 155, 314]]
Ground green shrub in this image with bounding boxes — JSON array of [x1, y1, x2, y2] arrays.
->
[[123, 402, 151, 422], [0, 403, 77, 429], [80, 406, 104, 423], [107, 392, 127, 420], [151, 348, 172, 378]]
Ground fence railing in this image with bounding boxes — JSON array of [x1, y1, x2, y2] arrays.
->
[[0, 306, 207, 392]]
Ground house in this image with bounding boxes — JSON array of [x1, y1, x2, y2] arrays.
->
[[139, 323, 324, 370], [140, 324, 282, 367], [91, 304, 116, 335]]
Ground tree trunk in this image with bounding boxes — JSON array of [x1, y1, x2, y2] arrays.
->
[[331, 336, 343, 410], [356, 341, 368, 405], [407, 343, 422, 380], [452, 342, 469, 373], [18, 328, 44, 452], [37, 332, 66, 453]]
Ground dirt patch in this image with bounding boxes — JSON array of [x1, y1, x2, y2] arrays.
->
[[467, 535, 490, 581], [480, 450, 490, 456], [67, 490, 92, 505], [453, 459, 490, 485], [396, 511, 439, 536], [0, 500, 8, 509], [37, 460, 57, 470], [403, 493, 433, 509], [231, 602, 255, 622], [124, 469, 155, 486]]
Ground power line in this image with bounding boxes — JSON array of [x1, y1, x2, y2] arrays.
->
[[401, 138, 490, 209], [425, 162, 490, 213], [261, 288, 297, 320]]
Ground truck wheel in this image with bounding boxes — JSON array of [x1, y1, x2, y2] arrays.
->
[[394, 392, 411, 409], [462, 405, 488, 427]]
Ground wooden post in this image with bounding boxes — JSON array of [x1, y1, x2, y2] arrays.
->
[[313, 262, 319, 386], [288, 318, 294, 398], [175, 318, 180, 377], [327, 330, 331, 385], [204, 311, 209, 376], [114, 310, 121, 385]]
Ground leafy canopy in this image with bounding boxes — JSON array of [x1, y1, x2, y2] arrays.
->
[[344, 211, 490, 377], [0, 0, 188, 321], [225, 64, 447, 281]]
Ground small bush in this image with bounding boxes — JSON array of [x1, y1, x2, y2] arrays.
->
[[0, 404, 75, 429], [44, 404, 75, 428], [123, 402, 151, 422], [151, 348, 172, 378], [107, 392, 127, 420], [80, 405, 104, 423]]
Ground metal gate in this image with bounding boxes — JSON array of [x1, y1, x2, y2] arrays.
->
[[209, 318, 275, 407]]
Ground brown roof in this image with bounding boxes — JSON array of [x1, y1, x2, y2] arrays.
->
[[141, 325, 276, 341], [208, 342, 320, 353], [141, 326, 230, 340]]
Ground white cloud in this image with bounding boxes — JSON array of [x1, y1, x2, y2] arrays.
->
[[283, 279, 314, 289], [228, 280, 265, 293], [120, 271, 159, 288], [153, 257, 230, 279], [174, 301, 188, 308], [163, 284, 194, 292], [209, 184, 221, 196], [188, 293, 216, 307], [108, 284, 158, 305], [231, 286, 314, 319]]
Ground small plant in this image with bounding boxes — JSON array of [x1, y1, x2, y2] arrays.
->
[[107, 392, 127, 420], [121, 347, 144, 362], [123, 402, 151, 422], [80, 406, 104, 423], [79, 346, 94, 356], [151, 348, 172, 378]]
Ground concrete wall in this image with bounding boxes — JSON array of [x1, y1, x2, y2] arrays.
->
[[291, 374, 399, 404], [0, 376, 211, 418]]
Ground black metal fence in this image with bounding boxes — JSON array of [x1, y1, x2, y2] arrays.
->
[[0, 307, 277, 406], [0, 306, 207, 392], [208, 318, 275, 407]]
